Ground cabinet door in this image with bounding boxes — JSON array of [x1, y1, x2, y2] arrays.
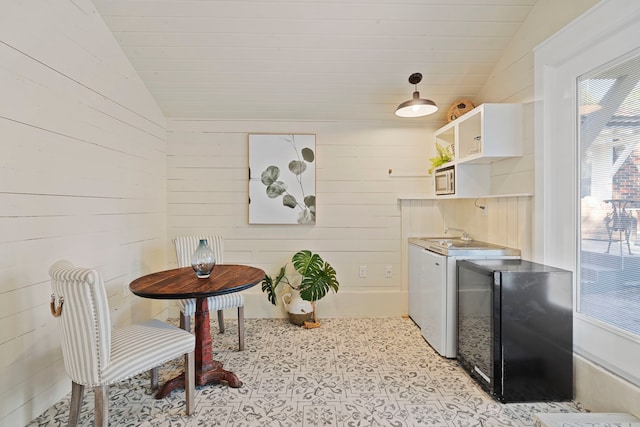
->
[[456, 103, 523, 163], [432, 103, 523, 199], [421, 250, 447, 355]]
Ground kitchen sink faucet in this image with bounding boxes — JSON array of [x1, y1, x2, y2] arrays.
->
[[445, 227, 472, 241]]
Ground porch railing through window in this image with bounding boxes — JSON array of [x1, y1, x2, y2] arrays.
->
[[578, 51, 640, 336]]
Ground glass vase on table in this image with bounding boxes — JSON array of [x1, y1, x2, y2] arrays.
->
[[191, 239, 215, 278]]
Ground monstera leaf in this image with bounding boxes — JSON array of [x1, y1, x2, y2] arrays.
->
[[261, 265, 288, 305], [292, 250, 339, 302], [260, 250, 339, 326], [260, 250, 340, 305]]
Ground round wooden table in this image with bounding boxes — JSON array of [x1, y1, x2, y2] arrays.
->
[[129, 264, 264, 398]]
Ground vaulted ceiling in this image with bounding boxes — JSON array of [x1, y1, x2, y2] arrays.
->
[[93, 0, 537, 123]]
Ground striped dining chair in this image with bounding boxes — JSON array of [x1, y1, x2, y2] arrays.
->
[[174, 235, 246, 350], [49, 260, 195, 427]]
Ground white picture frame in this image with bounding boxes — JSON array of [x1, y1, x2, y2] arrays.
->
[[249, 134, 316, 224]]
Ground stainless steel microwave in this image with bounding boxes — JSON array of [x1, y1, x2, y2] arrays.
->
[[434, 166, 455, 195]]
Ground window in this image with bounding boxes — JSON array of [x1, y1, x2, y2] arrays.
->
[[578, 52, 640, 336], [535, 1, 640, 386]]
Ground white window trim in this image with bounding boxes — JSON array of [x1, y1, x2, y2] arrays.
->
[[534, 0, 640, 386]]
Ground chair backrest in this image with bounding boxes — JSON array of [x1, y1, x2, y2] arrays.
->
[[174, 235, 224, 268], [49, 260, 111, 386]]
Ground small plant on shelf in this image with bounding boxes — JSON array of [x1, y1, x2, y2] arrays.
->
[[428, 142, 454, 174]]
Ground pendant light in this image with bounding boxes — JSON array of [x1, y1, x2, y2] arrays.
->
[[395, 73, 438, 117]]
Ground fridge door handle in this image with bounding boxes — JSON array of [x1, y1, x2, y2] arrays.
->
[[501, 345, 505, 395]]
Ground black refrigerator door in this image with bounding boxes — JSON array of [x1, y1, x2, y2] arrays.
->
[[500, 270, 573, 402], [457, 262, 495, 394], [457, 259, 573, 403]]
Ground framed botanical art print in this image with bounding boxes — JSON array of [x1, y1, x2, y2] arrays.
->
[[248, 133, 316, 224]]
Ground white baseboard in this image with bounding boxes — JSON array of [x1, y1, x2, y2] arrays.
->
[[168, 290, 409, 319], [534, 412, 640, 426], [575, 354, 640, 418]]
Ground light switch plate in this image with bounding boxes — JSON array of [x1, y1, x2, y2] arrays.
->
[[359, 265, 367, 278], [385, 266, 393, 278]]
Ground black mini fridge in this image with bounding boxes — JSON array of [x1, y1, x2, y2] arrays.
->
[[457, 259, 573, 402]]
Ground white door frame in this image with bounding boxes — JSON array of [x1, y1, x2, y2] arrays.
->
[[534, 0, 640, 386]]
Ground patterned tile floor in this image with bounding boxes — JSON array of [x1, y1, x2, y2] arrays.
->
[[28, 318, 586, 426]]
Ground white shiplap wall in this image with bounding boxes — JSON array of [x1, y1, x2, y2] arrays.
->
[[399, 0, 600, 302], [396, 0, 600, 260], [167, 119, 436, 318], [400, 197, 534, 268], [0, 1, 167, 425], [1, 0, 607, 425]]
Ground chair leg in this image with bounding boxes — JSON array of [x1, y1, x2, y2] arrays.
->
[[68, 381, 84, 427], [150, 367, 158, 390], [185, 351, 195, 416], [93, 385, 108, 427], [238, 306, 245, 351], [217, 310, 225, 334], [179, 311, 191, 333]]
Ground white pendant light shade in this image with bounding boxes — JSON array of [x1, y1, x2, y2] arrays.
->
[[395, 92, 438, 117], [395, 73, 438, 118]]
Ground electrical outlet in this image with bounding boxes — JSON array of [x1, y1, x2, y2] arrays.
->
[[359, 265, 367, 278], [385, 266, 393, 278]]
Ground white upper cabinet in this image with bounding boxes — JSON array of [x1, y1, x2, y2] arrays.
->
[[434, 103, 523, 166], [432, 103, 523, 198]]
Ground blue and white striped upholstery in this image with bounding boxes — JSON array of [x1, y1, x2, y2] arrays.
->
[[177, 292, 244, 315], [173, 235, 245, 316], [102, 319, 194, 384], [49, 261, 112, 386], [49, 260, 196, 425]]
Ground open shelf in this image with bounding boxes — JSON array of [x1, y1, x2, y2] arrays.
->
[[432, 103, 523, 198]]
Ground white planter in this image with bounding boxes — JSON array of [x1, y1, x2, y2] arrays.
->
[[282, 288, 314, 326]]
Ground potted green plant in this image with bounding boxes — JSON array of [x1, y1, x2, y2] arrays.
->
[[428, 142, 454, 174], [261, 250, 339, 328]]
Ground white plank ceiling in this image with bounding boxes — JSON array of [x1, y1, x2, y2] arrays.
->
[[92, 0, 537, 123]]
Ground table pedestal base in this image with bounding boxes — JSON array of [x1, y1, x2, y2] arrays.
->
[[155, 297, 242, 399], [196, 360, 242, 388], [155, 361, 241, 399]]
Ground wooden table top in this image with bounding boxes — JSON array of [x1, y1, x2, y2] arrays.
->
[[129, 264, 265, 299]]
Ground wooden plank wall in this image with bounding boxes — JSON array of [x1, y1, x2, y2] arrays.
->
[[400, 197, 534, 264], [0, 1, 596, 425], [0, 1, 167, 425], [166, 120, 533, 322], [166, 119, 436, 319]]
